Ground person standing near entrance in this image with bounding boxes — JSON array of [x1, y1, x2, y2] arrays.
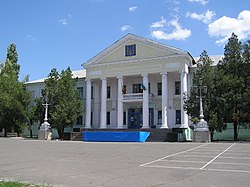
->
[[131, 115, 134, 128]]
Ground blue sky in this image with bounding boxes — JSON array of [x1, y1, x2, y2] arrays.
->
[[0, 0, 250, 81]]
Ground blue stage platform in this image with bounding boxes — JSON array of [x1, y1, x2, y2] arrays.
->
[[83, 131, 150, 142]]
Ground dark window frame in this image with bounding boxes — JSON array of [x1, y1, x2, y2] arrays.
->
[[125, 44, 136, 57], [157, 82, 162, 96], [175, 81, 180, 95], [176, 110, 181, 124], [107, 112, 111, 125], [107, 86, 111, 98]]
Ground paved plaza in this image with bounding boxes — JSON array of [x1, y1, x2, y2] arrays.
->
[[1, 138, 250, 187]]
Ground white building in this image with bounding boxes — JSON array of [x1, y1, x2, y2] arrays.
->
[[83, 34, 195, 139], [25, 34, 222, 139]]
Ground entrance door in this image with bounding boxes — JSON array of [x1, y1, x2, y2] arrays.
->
[[128, 108, 142, 129]]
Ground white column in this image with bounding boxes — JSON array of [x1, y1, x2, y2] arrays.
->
[[180, 65, 189, 128], [117, 76, 124, 129], [142, 74, 149, 128], [93, 81, 100, 128], [85, 79, 92, 129], [161, 73, 169, 128], [100, 78, 107, 129]]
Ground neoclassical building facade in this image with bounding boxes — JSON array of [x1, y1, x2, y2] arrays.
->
[[83, 34, 195, 131]]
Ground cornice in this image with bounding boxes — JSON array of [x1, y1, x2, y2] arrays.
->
[[85, 54, 191, 68]]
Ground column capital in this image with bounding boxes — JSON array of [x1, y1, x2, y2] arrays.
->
[[160, 72, 168, 76], [100, 77, 107, 81], [179, 64, 189, 74], [141, 73, 148, 77], [117, 76, 123, 79]]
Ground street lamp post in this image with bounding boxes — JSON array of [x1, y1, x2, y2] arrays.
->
[[38, 92, 52, 140], [193, 77, 210, 142], [195, 77, 209, 131]]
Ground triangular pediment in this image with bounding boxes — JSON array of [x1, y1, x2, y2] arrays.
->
[[83, 34, 190, 67]]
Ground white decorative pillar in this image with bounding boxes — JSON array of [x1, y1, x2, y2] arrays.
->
[[117, 76, 124, 129], [142, 74, 149, 128], [100, 78, 107, 129], [161, 73, 169, 128], [85, 79, 92, 129], [180, 65, 189, 128], [93, 81, 100, 128]]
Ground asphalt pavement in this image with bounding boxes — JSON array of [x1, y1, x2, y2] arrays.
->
[[0, 138, 250, 187]]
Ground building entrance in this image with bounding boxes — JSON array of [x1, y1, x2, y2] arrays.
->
[[128, 108, 154, 129], [128, 108, 142, 129]]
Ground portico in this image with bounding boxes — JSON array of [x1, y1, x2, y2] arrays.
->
[[83, 34, 194, 131]]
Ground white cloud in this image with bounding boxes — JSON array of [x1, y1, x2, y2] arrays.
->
[[151, 18, 191, 40], [186, 10, 215, 24], [121, 25, 133, 32], [26, 34, 37, 41], [129, 6, 137, 12], [59, 14, 72, 26], [150, 16, 167, 28], [166, 0, 180, 5], [59, 18, 68, 25], [208, 10, 250, 45], [188, 0, 208, 5], [59, 19, 68, 25]]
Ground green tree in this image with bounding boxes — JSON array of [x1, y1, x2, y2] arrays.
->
[[0, 44, 30, 137], [184, 50, 226, 140], [218, 33, 249, 140], [242, 40, 250, 124], [40, 68, 83, 139]]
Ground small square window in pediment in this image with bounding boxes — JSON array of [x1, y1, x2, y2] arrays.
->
[[125, 44, 136, 57]]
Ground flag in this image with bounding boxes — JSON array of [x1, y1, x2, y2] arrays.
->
[[122, 85, 126, 94], [140, 82, 146, 90]]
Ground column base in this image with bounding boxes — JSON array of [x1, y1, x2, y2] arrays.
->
[[160, 125, 169, 129], [116, 126, 124, 129], [179, 123, 189, 128]]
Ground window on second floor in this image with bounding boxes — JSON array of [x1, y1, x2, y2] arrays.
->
[[157, 82, 162, 96], [133, 84, 143, 93], [107, 86, 111, 98], [175, 81, 180, 95]]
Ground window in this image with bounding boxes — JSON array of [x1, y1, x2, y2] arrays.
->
[[158, 111, 162, 124], [133, 84, 143, 93], [91, 86, 94, 99], [125, 44, 136, 57], [157, 82, 162, 96], [77, 87, 83, 99], [30, 91, 36, 106], [123, 112, 126, 125], [107, 86, 111, 98], [175, 81, 180, 95], [107, 112, 110, 125], [176, 110, 181, 124], [91, 112, 93, 126], [76, 115, 83, 125]]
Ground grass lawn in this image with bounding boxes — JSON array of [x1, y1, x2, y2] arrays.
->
[[0, 181, 49, 187]]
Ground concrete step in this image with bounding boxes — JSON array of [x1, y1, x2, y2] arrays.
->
[[7, 132, 18, 137], [70, 132, 83, 141]]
